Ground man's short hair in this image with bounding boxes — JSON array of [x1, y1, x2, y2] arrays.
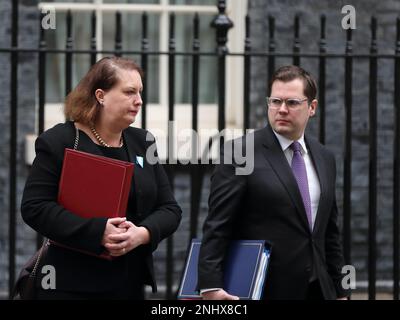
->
[[269, 65, 317, 102]]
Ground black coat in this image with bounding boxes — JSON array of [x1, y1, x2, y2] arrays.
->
[[198, 125, 349, 299], [21, 121, 182, 293]]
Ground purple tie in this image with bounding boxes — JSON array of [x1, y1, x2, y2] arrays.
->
[[290, 141, 312, 229]]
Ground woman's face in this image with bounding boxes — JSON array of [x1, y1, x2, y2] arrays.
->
[[99, 69, 143, 128]]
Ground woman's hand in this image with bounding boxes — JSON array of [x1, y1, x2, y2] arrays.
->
[[101, 217, 127, 248], [104, 220, 150, 256]]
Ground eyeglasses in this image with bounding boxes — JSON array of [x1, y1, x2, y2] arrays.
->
[[267, 97, 308, 109]]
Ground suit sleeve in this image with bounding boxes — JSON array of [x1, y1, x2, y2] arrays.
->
[[197, 142, 247, 290], [21, 134, 107, 255], [324, 152, 351, 298], [138, 134, 182, 252]]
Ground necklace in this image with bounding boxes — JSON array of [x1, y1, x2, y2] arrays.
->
[[90, 126, 123, 148]]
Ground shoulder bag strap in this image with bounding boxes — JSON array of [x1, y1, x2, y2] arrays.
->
[[73, 125, 79, 150], [30, 239, 49, 278]]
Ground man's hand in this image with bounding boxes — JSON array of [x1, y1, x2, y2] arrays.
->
[[104, 220, 150, 256], [201, 289, 239, 300]]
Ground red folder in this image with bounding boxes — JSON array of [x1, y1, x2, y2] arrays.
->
[[52, 148, 134, 260]]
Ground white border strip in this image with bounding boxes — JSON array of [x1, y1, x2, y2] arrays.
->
[[38, 3, 217, 14]]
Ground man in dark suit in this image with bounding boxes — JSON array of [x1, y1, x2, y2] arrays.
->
[[198, 65, 350, 300]]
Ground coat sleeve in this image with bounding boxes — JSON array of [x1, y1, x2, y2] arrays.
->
[[197, 140, 247, 290], [137, 133, 182, 252], [21, 133, 108, 255]]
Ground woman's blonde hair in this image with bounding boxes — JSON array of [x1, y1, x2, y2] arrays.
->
[[64, 56, 143, 125]]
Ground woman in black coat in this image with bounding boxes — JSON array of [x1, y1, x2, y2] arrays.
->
[[21, 56, 182, 299]]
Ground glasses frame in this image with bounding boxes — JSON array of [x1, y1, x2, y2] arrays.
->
[[266, 97, 309, 110]]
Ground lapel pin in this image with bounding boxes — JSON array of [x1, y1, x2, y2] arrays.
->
[[136, 156, 144, 168]]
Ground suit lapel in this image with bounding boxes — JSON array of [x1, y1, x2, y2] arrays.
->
[[305, 137, 327, 235], [260, 126, 311, 232], [122, 131, 144, 215]]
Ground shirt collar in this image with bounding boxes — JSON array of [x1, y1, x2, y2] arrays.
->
[[272, 130, 308, 154]]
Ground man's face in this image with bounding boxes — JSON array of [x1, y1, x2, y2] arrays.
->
[[267, 79, 317, 140]]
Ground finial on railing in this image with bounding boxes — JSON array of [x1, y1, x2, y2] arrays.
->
[[211, 0, 233, 54]]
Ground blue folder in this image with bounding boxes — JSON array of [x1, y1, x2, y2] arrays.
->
[[178, 239, 271, 300]]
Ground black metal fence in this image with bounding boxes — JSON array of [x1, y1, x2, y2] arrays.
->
[[1, 0, 400, 300]]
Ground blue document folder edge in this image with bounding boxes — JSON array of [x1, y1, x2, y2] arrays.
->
[[178, 239, 271, 300]]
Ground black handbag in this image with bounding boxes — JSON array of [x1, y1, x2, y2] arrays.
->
[[12, 239, 49, 300]]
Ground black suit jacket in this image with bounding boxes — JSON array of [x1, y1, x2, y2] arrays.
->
[[21, 121, 182, 293], [198, 125, 349, 299]]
